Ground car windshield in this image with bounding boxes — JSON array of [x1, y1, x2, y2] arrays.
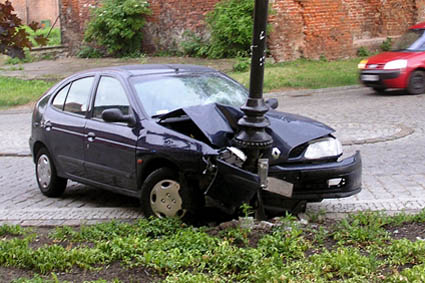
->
[[131, 73, 248, 117], [392, 29, 425, 51]]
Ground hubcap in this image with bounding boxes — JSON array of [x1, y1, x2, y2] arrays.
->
[[150, 179, 186, 218], [37, 154, 51, 189]]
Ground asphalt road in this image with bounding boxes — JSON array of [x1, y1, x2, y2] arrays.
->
[[1, 85, 425, 225]]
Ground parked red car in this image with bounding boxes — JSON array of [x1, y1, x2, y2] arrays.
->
[[359, 22, 425, 94]]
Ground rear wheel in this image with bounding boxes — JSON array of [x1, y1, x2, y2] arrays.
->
[[35, 148, 67, 197], [140, 168, 198, 220], [407, 70, 425, 95]]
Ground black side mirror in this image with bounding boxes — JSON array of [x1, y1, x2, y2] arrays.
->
[[101, 108, 136, 127], [265, 98, 278, 109]]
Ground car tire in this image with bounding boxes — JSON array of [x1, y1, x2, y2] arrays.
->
[[407, 70, 425, 95], [35, 148, 67, 197], [372, 87, 386, 93], [140, 167, 198, 220]]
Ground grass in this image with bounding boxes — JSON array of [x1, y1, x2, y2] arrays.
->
[[0, 77, 54, 107], [0, 56, 364, 108], [2, 210, 425, 282], [229, 57, 362, 92]]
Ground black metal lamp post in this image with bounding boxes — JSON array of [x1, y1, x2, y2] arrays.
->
[[233, 0, 273, 219]]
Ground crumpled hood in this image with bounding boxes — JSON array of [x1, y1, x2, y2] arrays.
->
[[160, 104, 334, 160]]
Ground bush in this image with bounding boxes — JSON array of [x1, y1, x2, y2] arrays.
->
[[84, 0, 151, 57], [180, 0, 255, 58], [77, 45, 103, 58], [381, 37, 392, 52], [232, 57, 250, 72], [357, 47, 370, 57], [205, 0, 254, 58], [22, 26, 61, 47]]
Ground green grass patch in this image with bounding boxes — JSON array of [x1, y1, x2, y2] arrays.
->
[[0, 77, 54, 107], [229, 57, 362, 92], [3, 211, 425, 282]]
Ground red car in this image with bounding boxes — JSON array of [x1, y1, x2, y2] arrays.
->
[[359, 22, 425, 94]]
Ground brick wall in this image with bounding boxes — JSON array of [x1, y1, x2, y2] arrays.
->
[[60, 0, 425, 61]]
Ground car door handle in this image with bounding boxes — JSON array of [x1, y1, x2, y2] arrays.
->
[[44, 120, 52, 131], [87, 132, 96, 142]]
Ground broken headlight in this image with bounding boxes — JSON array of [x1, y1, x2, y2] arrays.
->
[[304, 137, 342, 160]]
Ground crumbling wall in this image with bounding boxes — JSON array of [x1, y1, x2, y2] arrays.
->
[[60, 0, 425, 60]]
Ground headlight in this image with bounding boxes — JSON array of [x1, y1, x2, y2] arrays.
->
[[358, 59, 368, 69], [304, 137, 343, 160], [384, 59, 407, 70]]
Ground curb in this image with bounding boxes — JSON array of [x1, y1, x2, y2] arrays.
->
[[265, 85, 365, 98]]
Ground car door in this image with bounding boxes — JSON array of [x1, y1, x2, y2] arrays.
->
[[44, 76, 94, 178], [84, 75, 138, 192]]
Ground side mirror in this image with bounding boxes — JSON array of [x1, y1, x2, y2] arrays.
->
[[265, 98, 278, 109], [101, 108, 136, 127]]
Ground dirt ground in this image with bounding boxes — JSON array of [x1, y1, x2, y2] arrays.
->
[[0, 55, 236, 81]]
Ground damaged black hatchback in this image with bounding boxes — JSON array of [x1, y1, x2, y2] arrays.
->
[[30, 64, 361, 219]]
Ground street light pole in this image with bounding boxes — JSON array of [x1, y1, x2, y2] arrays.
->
[[234, 0, 272, 219]]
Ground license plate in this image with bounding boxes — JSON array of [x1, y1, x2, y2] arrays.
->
[[264, 177, 293, 198], [361, 74, 379, 81]]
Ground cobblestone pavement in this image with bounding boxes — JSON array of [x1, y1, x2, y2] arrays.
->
[[1, 86, 425, 225]]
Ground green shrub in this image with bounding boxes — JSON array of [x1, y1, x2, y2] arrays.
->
[[381, 37, 393, 52], [204, 0, 254, 58], [357, 46, 370, 57], [179, 31, 208, 57], [232, 57, 250, 72], [22, 26, 61, 47], [77, 45, 103, 58], [84, 0, 151, 57]]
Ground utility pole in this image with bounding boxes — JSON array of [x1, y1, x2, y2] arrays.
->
[[233, 0, 272, 220]]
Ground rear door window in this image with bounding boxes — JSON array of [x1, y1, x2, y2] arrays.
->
[[63, 77, 94, 116], [52, 84, 70, 111]]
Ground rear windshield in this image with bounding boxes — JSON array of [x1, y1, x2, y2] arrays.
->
[[392, 29, 425, 51]]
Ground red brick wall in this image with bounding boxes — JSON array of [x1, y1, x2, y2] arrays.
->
[[60, 0, 425, 60]]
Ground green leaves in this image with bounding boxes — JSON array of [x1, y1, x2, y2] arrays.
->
[[0, 1, 47, 58], [83, 0, 151, 57]]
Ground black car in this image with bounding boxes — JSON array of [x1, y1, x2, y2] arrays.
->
[[30, 64, 362, 219]]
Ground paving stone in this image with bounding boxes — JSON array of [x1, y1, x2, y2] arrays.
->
[[1, 87, 425, 224]]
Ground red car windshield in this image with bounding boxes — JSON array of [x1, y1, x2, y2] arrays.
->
[[392, 29, 425, 51]]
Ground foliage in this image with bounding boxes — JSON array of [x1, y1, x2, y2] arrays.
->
[[77, 45, 103, 59], [0, 1, 47, 58], [3, 210, 425, 281], [205, 0, 254, 58], [0, 77, 54, 107], [232, 57, 250, 72], [381, 37, 393, 52], [21, 26, 61, 47], [357, 46, 370, 57], [180, 0, 255, 58], [84, 0, 151, 57], [179, 31, 208, 58]]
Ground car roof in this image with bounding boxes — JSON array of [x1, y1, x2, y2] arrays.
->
[[77, 64, 217, 77], [410, 21, 425, 30]]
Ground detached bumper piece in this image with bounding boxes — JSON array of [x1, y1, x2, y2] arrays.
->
[[360, 70, 401, 88], [268, 151, 362, 200]]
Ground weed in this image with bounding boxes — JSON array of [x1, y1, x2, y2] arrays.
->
[[381, 37, 393, 52], [232, 57, 250, 72], [357, 46, 370, 57]]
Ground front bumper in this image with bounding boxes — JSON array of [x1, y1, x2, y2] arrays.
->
[[268, 151, 362, 200], [359, 69, 406, 89]]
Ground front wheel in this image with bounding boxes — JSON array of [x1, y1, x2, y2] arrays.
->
[[140, 168, 198, 219], [407, 70, 425, 95], [35, 148, 67, 197]]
